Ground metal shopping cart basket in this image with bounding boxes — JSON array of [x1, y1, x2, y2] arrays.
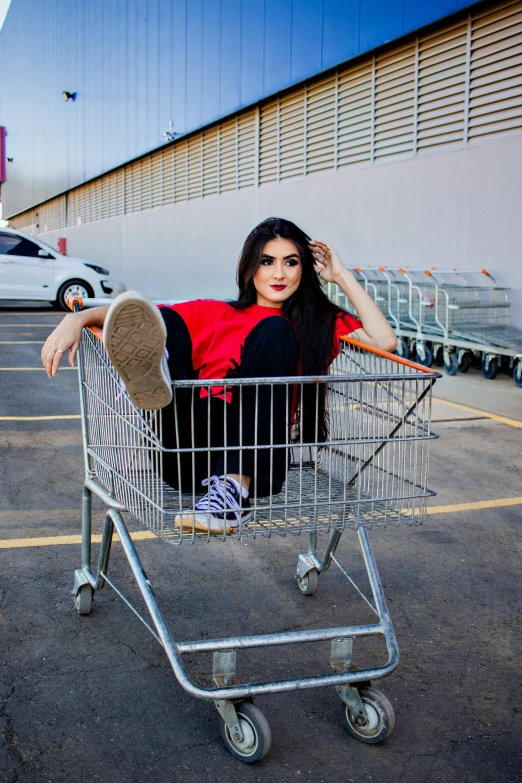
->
[[70, 299, 440, 762]]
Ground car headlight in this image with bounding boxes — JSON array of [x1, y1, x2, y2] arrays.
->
[[84, 263, 110, 276]]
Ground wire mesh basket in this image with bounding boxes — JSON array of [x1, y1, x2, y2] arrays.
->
[[78, 327, 438, 544]]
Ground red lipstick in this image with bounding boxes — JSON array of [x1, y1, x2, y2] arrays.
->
[[270, 285, 286, 290]]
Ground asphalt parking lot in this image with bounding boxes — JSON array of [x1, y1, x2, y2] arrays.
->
[[0, 302, 521, 783]]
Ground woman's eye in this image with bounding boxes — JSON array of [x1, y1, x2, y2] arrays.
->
[[285, 259, 299, 266], [261, 259, 273, 266]]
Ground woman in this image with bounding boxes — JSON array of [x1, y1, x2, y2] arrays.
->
[[41, 217, 396, 533]]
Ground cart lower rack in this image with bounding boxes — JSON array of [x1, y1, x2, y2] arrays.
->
[[71, 307, 439, 762]]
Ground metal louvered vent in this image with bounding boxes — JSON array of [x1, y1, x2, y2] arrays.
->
[[417, 20, 468, 151], [306, 75, 337, 173], [37, 196, 66, 232], [238, 110, 256, 189], [469, 0, 522, 142], [219, 118, 238, 193], [337, 61, 373, 166], [259, 99, 279, 184], [8, 208, 36, 230], [173, 140, 188, 203], [8, 1, 522, 229], [202, 128, 219, 197], [374, 42, 416, 159], [279, 90, 305, 180], [187, 135, 203, 200]]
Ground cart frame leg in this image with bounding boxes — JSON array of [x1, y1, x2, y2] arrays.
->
[[73, 483, 399, 702], [296, 528, 342, 580]]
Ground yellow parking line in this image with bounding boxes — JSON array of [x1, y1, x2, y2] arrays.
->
[[0, 415, 81, 421], [428, 496, 522, 514], [432, 398, 522, 429], [0, 530, 155, 549], [0, 340, 45, 344], [0, 367, 77, 371], [1, 496, 521, 549], [0, 324, 60, 327]]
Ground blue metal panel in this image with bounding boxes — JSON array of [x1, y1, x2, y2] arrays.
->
[[0, 0, 486, 216], [171, 0, 187, 135], [219, 0, 241, 117], [291, 0, 323, 82], [239, 0, 265, 107], [202, 0, 222, 126], [404, 0, 458, 32], [158, 0, 174, 142], [186, 0, 203, 131], [359, 0, 404, 52], [263, 0, 292, 97], [322, 0, 361, 70]]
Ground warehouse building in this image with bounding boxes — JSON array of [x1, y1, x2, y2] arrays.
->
[[0, 0, 521, 324]]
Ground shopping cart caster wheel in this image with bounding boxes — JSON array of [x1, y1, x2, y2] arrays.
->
[[342, 687, 395, 744], [482, 356, 498, 380], [220, 702, 272, 763], [415, 345, 432, 367], [395, 341, 409, 359], [74, 584, 93, 615], [457, 352, 472, 373], [443, 353, 458, 376], [296, 568, 318, 596]]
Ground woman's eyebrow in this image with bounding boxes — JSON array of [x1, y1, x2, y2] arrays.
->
[[261, 253, 300, 259]]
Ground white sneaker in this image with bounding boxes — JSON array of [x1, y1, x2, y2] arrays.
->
[[175, 475, 252, 535], [103, 291, 173, 410]]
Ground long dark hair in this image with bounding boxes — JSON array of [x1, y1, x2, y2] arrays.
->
[[230, 216, 347, 442]]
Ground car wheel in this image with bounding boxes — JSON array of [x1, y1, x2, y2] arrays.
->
[[54, 280, 94, 311]]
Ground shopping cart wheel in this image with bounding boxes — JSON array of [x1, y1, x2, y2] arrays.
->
[[74, 584, 93, 616], [342, 686, 395, 744], [514, 363, 522, 388], [482, 356, 498, 380], [432, 346, 444, 367], [220, 702, 272, 763], [395, 341, 409, 359], [415, 345, 433, 367], [296, 568, 318, 596], [458, 352, 472, 373], [443, 352, 458, 376]]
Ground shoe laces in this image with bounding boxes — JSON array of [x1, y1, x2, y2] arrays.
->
[[195, 475, 243, 512]]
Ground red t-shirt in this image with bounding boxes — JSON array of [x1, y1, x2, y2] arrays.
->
[[161, 300, 362, 396]]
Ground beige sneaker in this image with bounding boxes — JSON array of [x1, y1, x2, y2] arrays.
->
[[104, 291, 173, 410]]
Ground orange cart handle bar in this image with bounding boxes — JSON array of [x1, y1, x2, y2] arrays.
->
[[68, 296, 438, 376]]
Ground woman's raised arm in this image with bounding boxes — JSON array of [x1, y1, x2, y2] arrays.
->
[[41, 305, 110, 377], [308, 239, 397, 352]]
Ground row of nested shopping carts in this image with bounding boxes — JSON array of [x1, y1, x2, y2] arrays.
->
[[328, 268, 522, 388]]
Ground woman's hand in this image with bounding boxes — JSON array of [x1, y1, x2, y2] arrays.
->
[[308, 239, 348, 284], [41, 313, 83, 377]]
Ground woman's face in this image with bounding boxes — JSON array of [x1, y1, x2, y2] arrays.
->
[[253, 237, 303, 308]]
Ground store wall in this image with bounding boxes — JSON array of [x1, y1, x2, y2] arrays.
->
[[0, 0, 482, 217], [40, 134, 522, 326]]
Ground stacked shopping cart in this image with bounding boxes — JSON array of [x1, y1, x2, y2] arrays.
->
[[329, 268, 522, 387]]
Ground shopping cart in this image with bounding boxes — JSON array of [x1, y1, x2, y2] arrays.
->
[[70, 298, 439, 762]]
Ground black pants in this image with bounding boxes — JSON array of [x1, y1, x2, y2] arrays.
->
[[160, 309, 299, 497]]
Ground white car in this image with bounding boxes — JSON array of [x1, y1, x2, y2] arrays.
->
[[0, 228, 113, 309]]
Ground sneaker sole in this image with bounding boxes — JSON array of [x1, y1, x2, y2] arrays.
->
[[104, 291, 173, 411], [174, 511, 251, 536]]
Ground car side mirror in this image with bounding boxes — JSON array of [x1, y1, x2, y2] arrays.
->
[[38, 249, 54, 258]]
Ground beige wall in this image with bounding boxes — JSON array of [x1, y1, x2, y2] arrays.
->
[[40, 135, 522, 327]]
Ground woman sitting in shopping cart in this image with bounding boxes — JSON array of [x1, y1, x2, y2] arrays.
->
[[41, 217, 396, 534]]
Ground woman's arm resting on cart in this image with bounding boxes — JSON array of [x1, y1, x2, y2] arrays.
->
[[41, 305, 110, 377], [309, 239, 397, 352]]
